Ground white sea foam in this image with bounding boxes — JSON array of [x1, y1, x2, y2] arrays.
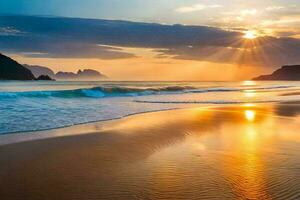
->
[[0, 81, 299, 135]]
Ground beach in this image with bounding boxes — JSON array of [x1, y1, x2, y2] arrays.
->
[[1, 4, 300, 200], [0, 103, 299, 200]]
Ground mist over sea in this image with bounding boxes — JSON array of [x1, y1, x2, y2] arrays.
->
[[0, 81, 300, 135]]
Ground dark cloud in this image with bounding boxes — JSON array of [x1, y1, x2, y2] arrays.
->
[[1, 15, 300, 68], [159, 36, 300, 67]]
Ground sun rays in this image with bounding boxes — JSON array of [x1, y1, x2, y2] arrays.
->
[[243, 30, 258, 40], [200, 28, 287, 69]]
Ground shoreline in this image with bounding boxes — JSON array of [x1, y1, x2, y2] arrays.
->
[[0, 103, 299, 199], [0, 106, 199, 146], [1, 101, 299, 146]]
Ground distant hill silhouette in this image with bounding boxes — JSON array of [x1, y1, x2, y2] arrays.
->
[[36, 75, 54, 81], [24, 64, 55, 78], [253, 65, 300, 81], [24, 64, 107, 80], [0, 53, 35, 80], [55, 72, 77, 79], [0, 53, 107, 81], [55, 69, 107, 80]]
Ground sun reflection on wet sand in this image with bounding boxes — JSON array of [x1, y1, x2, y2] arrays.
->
[[218, 108, 272, 199], [0, 104, 299, 199], [245, 110, 256, 121]]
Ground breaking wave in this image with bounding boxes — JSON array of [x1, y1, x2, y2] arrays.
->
[[0, 85, 295, 99]]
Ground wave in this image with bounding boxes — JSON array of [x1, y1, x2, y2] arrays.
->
[[134, 100, 278, 104], [0, 86, 196, 98], [0, 85, 295, 99]]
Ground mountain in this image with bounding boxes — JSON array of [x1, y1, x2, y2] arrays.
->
[[77, 69, 107, 79], [253, 65, 300, 81], [24, 64, 107, 80], [24, 65, 55, 78], [55, 72, 77, 79], [55, 69, 107, 80], [0, 53, 35, 80]]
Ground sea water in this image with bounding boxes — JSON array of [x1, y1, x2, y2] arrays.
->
[[0, 81, 300, 134]]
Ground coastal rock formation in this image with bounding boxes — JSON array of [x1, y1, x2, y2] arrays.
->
[[0, 53, 35, 80], [24, 64, 55, 79], [77, 69, 107, 79], [55, 71, 77, 79], [0, 53, 107, 81], [55, 69, 107, 80], [24, 64, 107, 80], [35, 75, 54, 81], [253, 65, 300, 81]]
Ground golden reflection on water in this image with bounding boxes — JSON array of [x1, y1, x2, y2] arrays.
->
[[243, 80, 256, 86], [243, 103, 255, 107], [244, 90, 256, 98], [242, 80, 258, 99]]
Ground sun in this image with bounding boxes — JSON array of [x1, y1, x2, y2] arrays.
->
[[243, 30, 258, 39]]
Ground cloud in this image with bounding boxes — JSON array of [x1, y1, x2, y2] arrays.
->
[[1, 15, 300, 68], [175, 4, 222, 13], [266, 6, 285, 11], [264, 5, 300, 17], [160, 37, 300, 67], [240, 9, 258, 16]]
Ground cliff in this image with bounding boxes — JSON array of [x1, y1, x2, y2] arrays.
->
[[253, 65, 300, 81], [0, 54, 35, 80]]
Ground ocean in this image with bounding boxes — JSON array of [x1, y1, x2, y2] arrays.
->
[[0, 81, 300, 135]]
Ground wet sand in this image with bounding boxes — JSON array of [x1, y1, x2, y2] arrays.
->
[[0, 103, 300, 200]]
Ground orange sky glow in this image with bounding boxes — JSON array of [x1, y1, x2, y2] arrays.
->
[[10, 45, 269, 81]]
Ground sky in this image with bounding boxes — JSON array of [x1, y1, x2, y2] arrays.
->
[[1, 0, 300, 80]]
